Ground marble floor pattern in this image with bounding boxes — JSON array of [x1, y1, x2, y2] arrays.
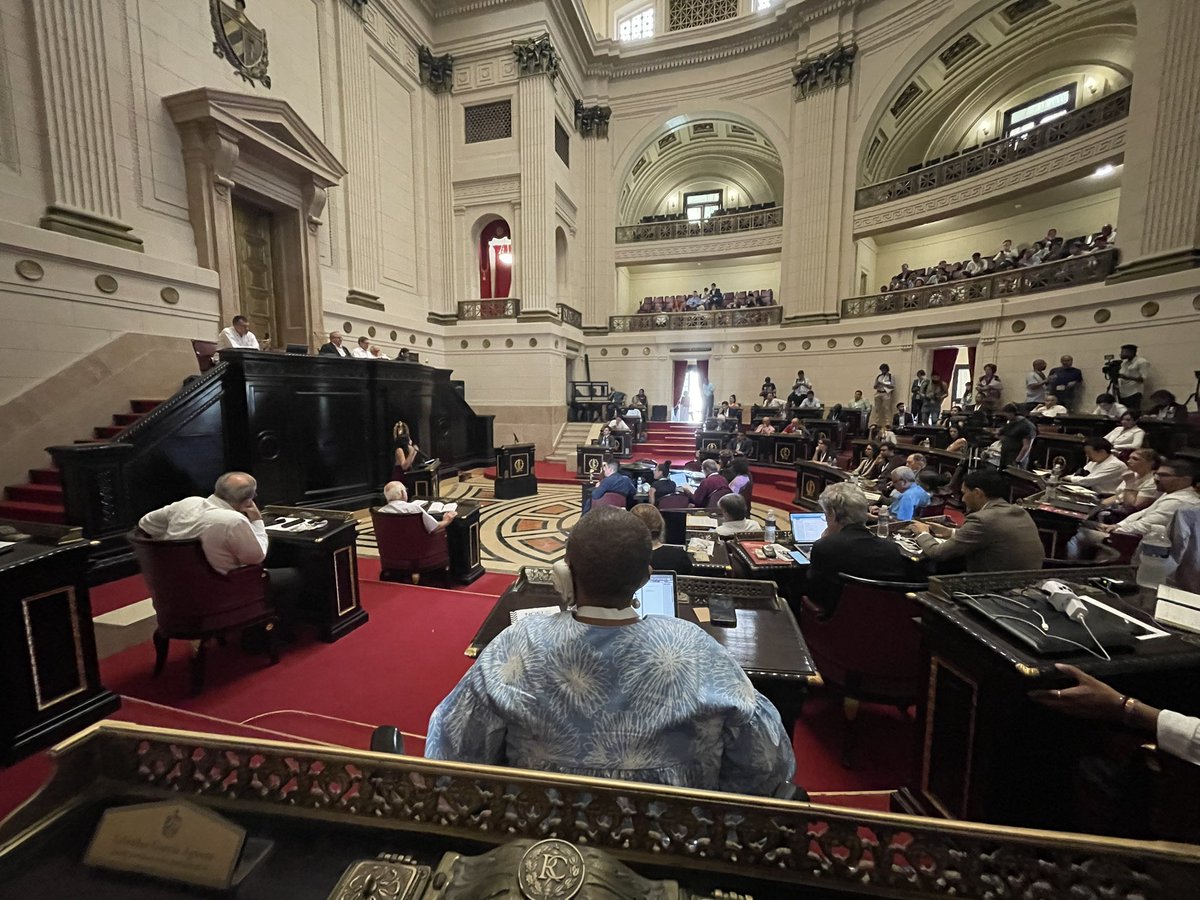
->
[[353, 476, 792, 575]]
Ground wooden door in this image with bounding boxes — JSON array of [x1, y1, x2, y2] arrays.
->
[[233, 197, 277, 346]]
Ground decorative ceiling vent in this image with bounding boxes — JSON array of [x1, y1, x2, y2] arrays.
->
[[1001, 0, 1053, 26], [668, 0, 738, 32], [890, 82, 922, 119], [657, 132, 679, 150], [691, 122, 715, 137], [465, 100, 512, 143], [939, 33, 982, 69]]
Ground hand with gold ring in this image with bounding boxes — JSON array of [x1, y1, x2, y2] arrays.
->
[[1028, 663, 1123, 721]]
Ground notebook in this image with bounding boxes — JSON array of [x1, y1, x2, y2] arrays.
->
[[789, 512, 828, 546], [635, 571, 678, 618]]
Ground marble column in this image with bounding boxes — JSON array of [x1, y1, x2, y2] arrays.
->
[[1111, 0, 1200, 279], [335, 0, 380, 304], [30, 0, 141, 251], [431, 89, 456, 319], [579, 128, 614, 327], [516, 73, 556, 318]]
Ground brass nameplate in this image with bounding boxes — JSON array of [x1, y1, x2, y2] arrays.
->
[[84, 800, 249, 889]]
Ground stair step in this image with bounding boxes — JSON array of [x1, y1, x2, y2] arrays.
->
[[6, 483, 63, 504], [93, 425, 123, 439], [129, 399, 163, 414], [28, 467, 61, 485], [0, 500, 66, 525], [112, 412, 144, 427]]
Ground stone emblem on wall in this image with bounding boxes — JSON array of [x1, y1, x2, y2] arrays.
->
[[792, 43, 857, 101], [210, 0, 271, 89]]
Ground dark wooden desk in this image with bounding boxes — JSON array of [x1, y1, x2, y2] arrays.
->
[[0, 531, 119, 764], [576, 443, 606, 478], [1029, 431, 1087, 473], [1019, 490, 1103, 558], [495, 443, 537, 499], [262, 506, 367, 642], [465, 567, 818, 735], [901, 566, 1200, 831], [445, 500, 485, 584], [794, 460, 848, 507]]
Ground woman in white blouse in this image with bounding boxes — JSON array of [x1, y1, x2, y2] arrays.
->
[[1100, 448, 1160, 516], [1104, 411, 1146, 450]]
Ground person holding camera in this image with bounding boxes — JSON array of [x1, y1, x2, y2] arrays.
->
[[1113, 344, 1150, 415]]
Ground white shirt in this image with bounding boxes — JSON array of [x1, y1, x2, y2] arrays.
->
[[137, 495, 267, 574], [1092, 402, 1128, 419], [216, 326, 260, 351], [763, 397, 785, 409], [379, 498, 440, 533], [877, 429, 897, 445], [850, 398, 871, 411], [351, 346, 373, 358], [715, 519, 762, 537], [1032, 403, 1067, 418], [1158, 710, 1200, 765], [1116, 488, 1200, 536], [1118, 355, 1150, 390], [874, 373, 894, 397], [798, 397, 821, 409], [1105, 424, 1145, 449], [1025, 371, 1048, 404], [1116, 470, 1158, 506], [1064, 455, 1128, 493], [965, 259, 985, 275]]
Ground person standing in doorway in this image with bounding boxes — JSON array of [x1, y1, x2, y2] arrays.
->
[[702, 378, 716, 421], [872, 363, 895, 428], [910, 369, 930, 426]]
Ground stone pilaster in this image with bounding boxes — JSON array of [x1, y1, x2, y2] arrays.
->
[[516, 73, 556, 314], [432, 90, 456, 315], [335, 0, 379, 299], [1110, 0, 1200, 280], [30, 0, 141, 251], [580, 130, 614, 327]]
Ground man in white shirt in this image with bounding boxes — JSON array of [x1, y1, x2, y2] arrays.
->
[[1101, 459, 1200, 537], [993, 239, 1018, 267], [137, 471, 300, 616], [872, 363, 895, 428], [1030, 396, 1068, 418], [965, 252, 986, 276], [1091, 393, 1127, 419], [1024, 359, 1048, 410], [215, 315, 262, 352], [849, 390, 871, 412], [378, 481, 456, 533], [351, 336, 373, 358], [1063, 438, 1128, 494], [762, 391, 786, 410], [1115, 344, 1150, 414], [798, 391, 821, 409], [714, 493, 762, 537]]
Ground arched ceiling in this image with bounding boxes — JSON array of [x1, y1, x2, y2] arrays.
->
[[619, 117, 783, 224], [860, 0, 1136, 186]]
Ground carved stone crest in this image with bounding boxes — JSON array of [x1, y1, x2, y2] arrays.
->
[[517, 840, 585, 900], [419, 46, 454, 93], [211, 0, 271, 89], [512, 33, 559, 81]]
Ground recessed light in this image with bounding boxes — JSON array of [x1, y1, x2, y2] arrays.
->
[[1093, 163, 1115, 177]]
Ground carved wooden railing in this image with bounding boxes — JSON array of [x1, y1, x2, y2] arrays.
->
[[856, 86, 1132, 210], [840, 248, 1119, 319], [457, 298, 521, 320], [610, 305, 783, 332], [557, 302, 583, 328], [615, 207, 783, 244]]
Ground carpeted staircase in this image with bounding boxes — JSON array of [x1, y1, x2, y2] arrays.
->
[[636, 422, 701, 464], [0, 399, 161, 524]]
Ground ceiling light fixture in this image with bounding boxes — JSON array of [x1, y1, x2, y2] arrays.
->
[[1093, 163, 1115, 177]]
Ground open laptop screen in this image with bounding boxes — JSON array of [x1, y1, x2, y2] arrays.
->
[[669, 471, 693, 488], [790, 512, 828, 544], [635, 571, 678, 618]]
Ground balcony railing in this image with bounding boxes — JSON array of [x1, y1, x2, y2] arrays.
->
[[840, 248, 1119, 319], [609, 305, 783, 332], [557, 303, 583, 328], [855, 86, 1132, 210], [458, 298, 520, 320], [615, 207, 783, 244]]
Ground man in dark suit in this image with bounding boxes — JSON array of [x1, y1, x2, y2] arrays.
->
[[729, 430, 753, 456], [909, 469, 1043, 571], [892, 403, 916, 428], [805, 482, 920, 614], [318, 331, 353, 357]]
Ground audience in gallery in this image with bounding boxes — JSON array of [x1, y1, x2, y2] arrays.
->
[[378, 480, 456, 532], [583, 459, 636, 512], [804, 482, 920, 614], [637, 285, 775, 314], [714, 493, 762, 537], [425, 506, 797, 795], [1105, 412, 1146, 450], [880, 222, 1116, 293], [1062, 438, 1129, 494], [908, 469, 1044, 572], [629, 504, 693, 576]]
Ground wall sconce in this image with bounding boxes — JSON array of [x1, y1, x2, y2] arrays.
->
[[729, 189, 739, 205], [978, 120, 991, 137], [1085, 78, 1099, 95]]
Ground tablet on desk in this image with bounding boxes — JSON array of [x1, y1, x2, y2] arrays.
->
[[635, 571, 678, 618]]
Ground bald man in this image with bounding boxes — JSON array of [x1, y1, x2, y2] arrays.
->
[[318, 331, 352, 357]]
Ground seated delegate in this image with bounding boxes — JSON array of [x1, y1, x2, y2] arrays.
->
[[583, 459, 636, 512], [714, 493, 761, 537], [630, 504, 692, 575], [872, 466, 929, 522], [425, 507, 797, 796], [378, 481, 456, 532], [681, 459, 730, 508]]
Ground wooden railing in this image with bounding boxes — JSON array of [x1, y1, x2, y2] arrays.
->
[[457, 298, 520, 320], [615, 207, 782, 244], [840, 248, 1119, 319], [855, 87, 1132, 210], [609, 305, 783, 332]]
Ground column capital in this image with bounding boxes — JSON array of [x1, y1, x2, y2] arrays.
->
[[792, 43, 857, 102], [512, 33, 559, 81], [418, 46, 454, 93]]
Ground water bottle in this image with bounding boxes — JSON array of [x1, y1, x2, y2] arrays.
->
[[1136, 524, 1173, 590], [764, 511, 777, 543], [876, 507, 891, 538], [921, 437, 932, 449], [1046, 462, 1063, 501]]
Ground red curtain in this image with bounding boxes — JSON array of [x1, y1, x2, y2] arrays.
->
[[672, 360, 688, 412], [967, 345, 978, 383], [930, 348, 957, 387], [696, 359, 709, 387], [478, 219, 512, 299]]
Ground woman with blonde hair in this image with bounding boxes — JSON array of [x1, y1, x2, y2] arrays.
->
[[392, 420, 420, 478]]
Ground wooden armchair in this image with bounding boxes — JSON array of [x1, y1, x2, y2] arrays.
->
[[799, 572, 928, 767], [371, 509, 450, 583], [128, 530, 277, 695]]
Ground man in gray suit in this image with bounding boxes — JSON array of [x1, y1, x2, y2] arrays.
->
[[908, 469, 1043, 571]]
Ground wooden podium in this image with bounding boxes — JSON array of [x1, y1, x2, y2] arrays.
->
[[403, 458, 441, 500], [494, 443, 537, 499]]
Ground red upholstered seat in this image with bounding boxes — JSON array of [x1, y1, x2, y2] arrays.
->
[[799, 572, 927, 767], [592, 492, 628, 508], [371, 509, 450, 583], [657, 493, 690, 509], [736, 479, 753, 505], [704, 486, 732, 511], [127, 529, 277, 695]]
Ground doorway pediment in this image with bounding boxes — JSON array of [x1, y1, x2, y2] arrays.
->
[[164, 87, 346, 187]]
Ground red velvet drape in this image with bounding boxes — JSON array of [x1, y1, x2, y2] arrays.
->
[[478, 219, 512, 299], [696, 359, 709, 388], [930, 348, 958, 387], [673, 360, 688, 412], [967, 345, 978, 383]]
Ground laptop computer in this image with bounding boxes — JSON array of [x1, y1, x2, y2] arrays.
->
[[635, 571, 678, 618], [669, 471, 700, 489], [789, 512, 828, 547]]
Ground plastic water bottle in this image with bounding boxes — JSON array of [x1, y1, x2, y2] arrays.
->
[[921, 437, 932, 449], [764, 511, 777, 543], [1136, 524, 1173, 590], [876, 507, 891, 538], [1046, 462, 1063, 501]]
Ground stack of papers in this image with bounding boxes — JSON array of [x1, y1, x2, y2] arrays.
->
[[410, 500, 458, 515], [687, 537, 715, 555], [509, 606, 561, 625]]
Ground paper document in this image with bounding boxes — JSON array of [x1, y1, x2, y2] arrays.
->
[[687, 538, 715, 555], [686, 515, 718, 529], [1154, 585, 1200, 635], [509, 606, 561, 625], [429, 502, 458, 515]]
